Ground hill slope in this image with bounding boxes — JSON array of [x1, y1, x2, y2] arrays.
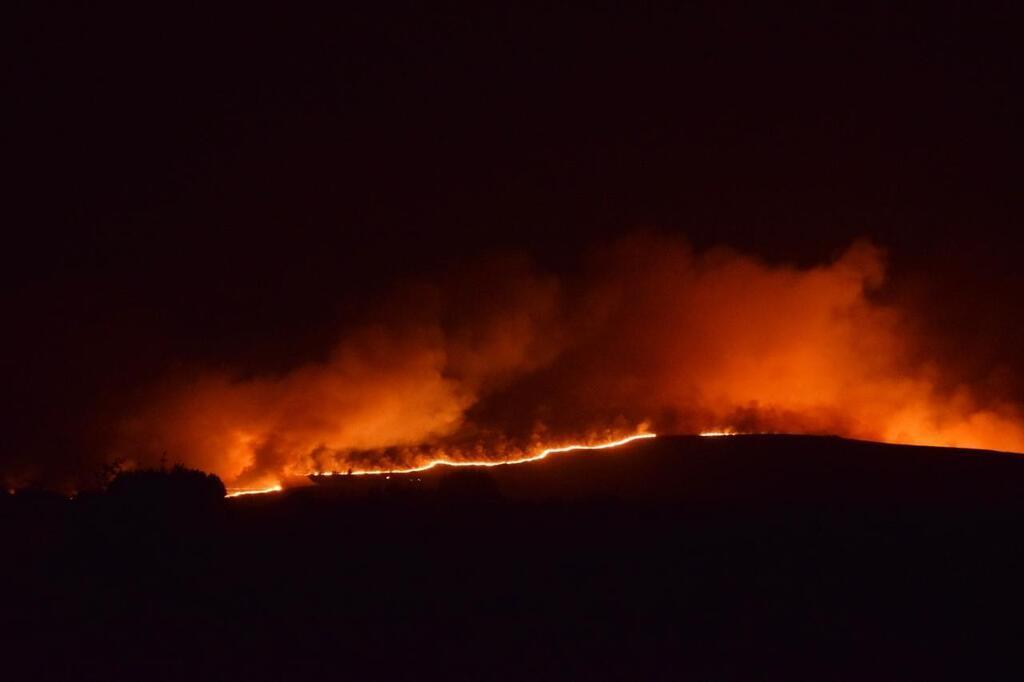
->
[[5, 435, 1024, 680]]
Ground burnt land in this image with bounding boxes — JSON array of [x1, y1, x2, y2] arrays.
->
[[4, 435, 1024, 680]]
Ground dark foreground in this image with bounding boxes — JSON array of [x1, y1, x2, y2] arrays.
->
[[4, 435, 1024, 680]]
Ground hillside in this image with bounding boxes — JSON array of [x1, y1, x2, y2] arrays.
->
[[5, 435, 1024, 680]]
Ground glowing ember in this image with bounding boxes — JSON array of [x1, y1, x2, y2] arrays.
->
[[699, 430, 739, 437], [311, 432, 658, 478], [225, 484, 283, 498]]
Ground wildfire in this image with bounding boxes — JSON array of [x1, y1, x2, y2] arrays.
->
[[112, 235, 1024, 491], [225, 484, 283, 498], [222, 433, 657, 497], [223, 433, 656, 497], [310, 432, 657, 479]]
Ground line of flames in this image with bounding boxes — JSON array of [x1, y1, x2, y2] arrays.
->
[[224, 432, 658, 498], [225, 484, 284, 498]]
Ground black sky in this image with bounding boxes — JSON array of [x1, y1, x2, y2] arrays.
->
[[5, 2, 1023, 482]]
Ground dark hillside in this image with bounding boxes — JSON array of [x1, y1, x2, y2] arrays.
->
[[4, 436, 1024, 680]]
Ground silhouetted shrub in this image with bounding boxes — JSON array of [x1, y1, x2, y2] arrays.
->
[[105, 464, 225, 513]]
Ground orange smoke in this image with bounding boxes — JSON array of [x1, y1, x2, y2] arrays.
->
[[565, 234, 1024, 453], [111, 234, 1024, 488]]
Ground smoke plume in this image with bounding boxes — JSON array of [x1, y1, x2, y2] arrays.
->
[[110, 234, 1024, 488]]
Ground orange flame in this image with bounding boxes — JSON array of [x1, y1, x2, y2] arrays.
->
[[224, 433, 657, 497], [310, 432, 657, 478], [225, 484, 283, 498]]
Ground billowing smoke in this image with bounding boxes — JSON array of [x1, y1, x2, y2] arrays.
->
[[110, 234, 1024, 488]]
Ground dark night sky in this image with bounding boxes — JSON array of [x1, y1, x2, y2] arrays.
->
[[5, 2, 1023, 482]]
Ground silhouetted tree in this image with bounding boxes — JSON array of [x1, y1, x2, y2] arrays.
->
[[94, 457, 127, 490], [105, 464, 226, 514]]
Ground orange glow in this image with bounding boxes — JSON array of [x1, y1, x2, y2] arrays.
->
[[699, 430, 739, 437], [311, 432, 657, 478], [109, 234, 1024, 490]]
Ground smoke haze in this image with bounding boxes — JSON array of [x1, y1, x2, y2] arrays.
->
[[103, 234, 1024, 489]]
